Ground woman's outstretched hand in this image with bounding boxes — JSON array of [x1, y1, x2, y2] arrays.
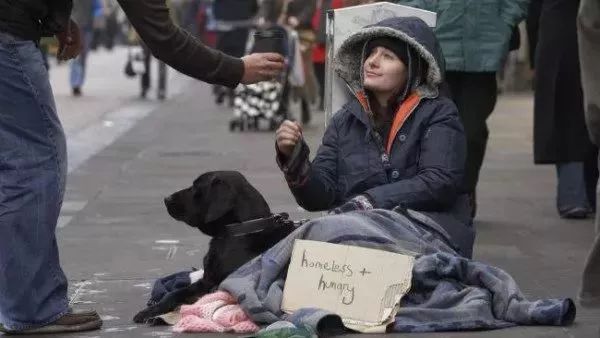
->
[[276, 120, 302, 158]]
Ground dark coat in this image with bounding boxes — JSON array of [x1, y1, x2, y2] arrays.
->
[[533, 0, 595, 164], [0, 0, 72, 40], [279, 17, 475, 257]]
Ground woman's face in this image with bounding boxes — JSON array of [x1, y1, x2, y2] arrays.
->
[[363, 46, 408, 99]]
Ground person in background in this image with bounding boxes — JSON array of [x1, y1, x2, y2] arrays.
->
[[0, 0, 283, 333], [212, 0, 259, 105], [577, 0, 600, 307], [70, 0, 95, 96], [531, 0, 598, 219], [140, 42, 168, 100], [394, 0, 529, 218], [286, 0, 318, 123]]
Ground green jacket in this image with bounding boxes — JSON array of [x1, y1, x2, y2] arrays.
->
[[394, 0, 529, 72]]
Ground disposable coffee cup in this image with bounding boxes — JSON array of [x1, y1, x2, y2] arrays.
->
[[253, 28, 286, 55]]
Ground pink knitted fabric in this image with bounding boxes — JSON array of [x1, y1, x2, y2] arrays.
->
[[173, 291, 259, 334]]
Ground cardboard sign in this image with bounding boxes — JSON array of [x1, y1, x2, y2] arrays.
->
[[281, 240, 415, 332], [324, 2, 437, 122]]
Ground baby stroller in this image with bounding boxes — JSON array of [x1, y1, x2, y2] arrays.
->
[[229, 25, 301, 132]]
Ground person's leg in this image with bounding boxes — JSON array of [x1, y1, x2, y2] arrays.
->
[[314, 61, 325, 111], [69, 53, 84, 95], [158, 60, 167, 100], [453, 72, 498, 194], [556, 162, 590, 218], [0, 33, 69, 330], [584, 147, 598, 210], [578, 0, 600, 307], [579, 154, 600, 306], [69, 29, 93, 96], [140, 44, 151, 98], [0, 31, 102, 336]]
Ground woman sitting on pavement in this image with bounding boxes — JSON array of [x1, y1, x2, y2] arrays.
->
[[275, 16, 475, 257]]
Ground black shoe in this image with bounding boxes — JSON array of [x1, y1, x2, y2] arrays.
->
[[72, 87, 82, 97], [559, 207, 589, 219], [0, 309, 102, 335]]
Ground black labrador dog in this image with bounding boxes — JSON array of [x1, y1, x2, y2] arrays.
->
[[133, 171, 296, 323]]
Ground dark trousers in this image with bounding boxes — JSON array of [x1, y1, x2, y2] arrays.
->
[[314, 62, 325, 110], [446, 71, 498, 193], [141, 45, 167, 98]]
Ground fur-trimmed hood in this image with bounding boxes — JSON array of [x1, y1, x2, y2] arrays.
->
[[334, 16, 445, 99]]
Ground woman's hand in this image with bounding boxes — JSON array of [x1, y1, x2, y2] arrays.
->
[[276, 120, 303, 158]]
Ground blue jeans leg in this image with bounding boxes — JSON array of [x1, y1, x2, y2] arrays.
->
[[69, 29, 92, 90], [0, 33, 69, 331], [556, 162, 590, 214]]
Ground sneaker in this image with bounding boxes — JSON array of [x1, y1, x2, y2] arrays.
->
[[0, 309, 102, 335]]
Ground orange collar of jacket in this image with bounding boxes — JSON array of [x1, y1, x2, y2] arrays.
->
[[356, 91, 421, 154]]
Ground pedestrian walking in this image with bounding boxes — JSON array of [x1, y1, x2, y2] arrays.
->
[[531, 0, 598, 219]]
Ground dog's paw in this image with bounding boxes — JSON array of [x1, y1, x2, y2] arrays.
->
[[133, 308, 156, 324]]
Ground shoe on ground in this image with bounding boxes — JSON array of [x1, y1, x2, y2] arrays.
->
[[72, 87, 82, 97], [559, 206, 589, 219], [0, 309, 102, 335]]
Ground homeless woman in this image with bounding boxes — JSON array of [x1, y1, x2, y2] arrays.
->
[[275, 16, 475, 257]]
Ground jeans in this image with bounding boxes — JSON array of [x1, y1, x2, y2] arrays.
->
[[556, 162, 590, 213], [69, 29, 93, 89], [0, 32, 69, 330]]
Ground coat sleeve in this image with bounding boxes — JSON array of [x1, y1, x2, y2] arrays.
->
[[117, 0, 245, 87], [500, 0, 530, 27], [41, 0, 73, 36], [277, 118, 340, 211], [365, 100, 466, 210]]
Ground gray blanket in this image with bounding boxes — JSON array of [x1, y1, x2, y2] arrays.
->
[[219, 210, 575, 333]]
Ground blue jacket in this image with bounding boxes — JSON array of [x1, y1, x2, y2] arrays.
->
[[278, 17, 474, 257]]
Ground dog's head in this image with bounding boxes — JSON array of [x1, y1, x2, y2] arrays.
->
[[164, 171, 271, 236]]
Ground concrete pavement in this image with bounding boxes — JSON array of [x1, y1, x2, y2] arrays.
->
[[6, 50, 600, 336]]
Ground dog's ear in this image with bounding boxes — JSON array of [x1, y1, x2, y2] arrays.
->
[[204, 176, 235, 224]]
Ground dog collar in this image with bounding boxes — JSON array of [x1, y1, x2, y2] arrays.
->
[[221, 213, 297, 237]]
